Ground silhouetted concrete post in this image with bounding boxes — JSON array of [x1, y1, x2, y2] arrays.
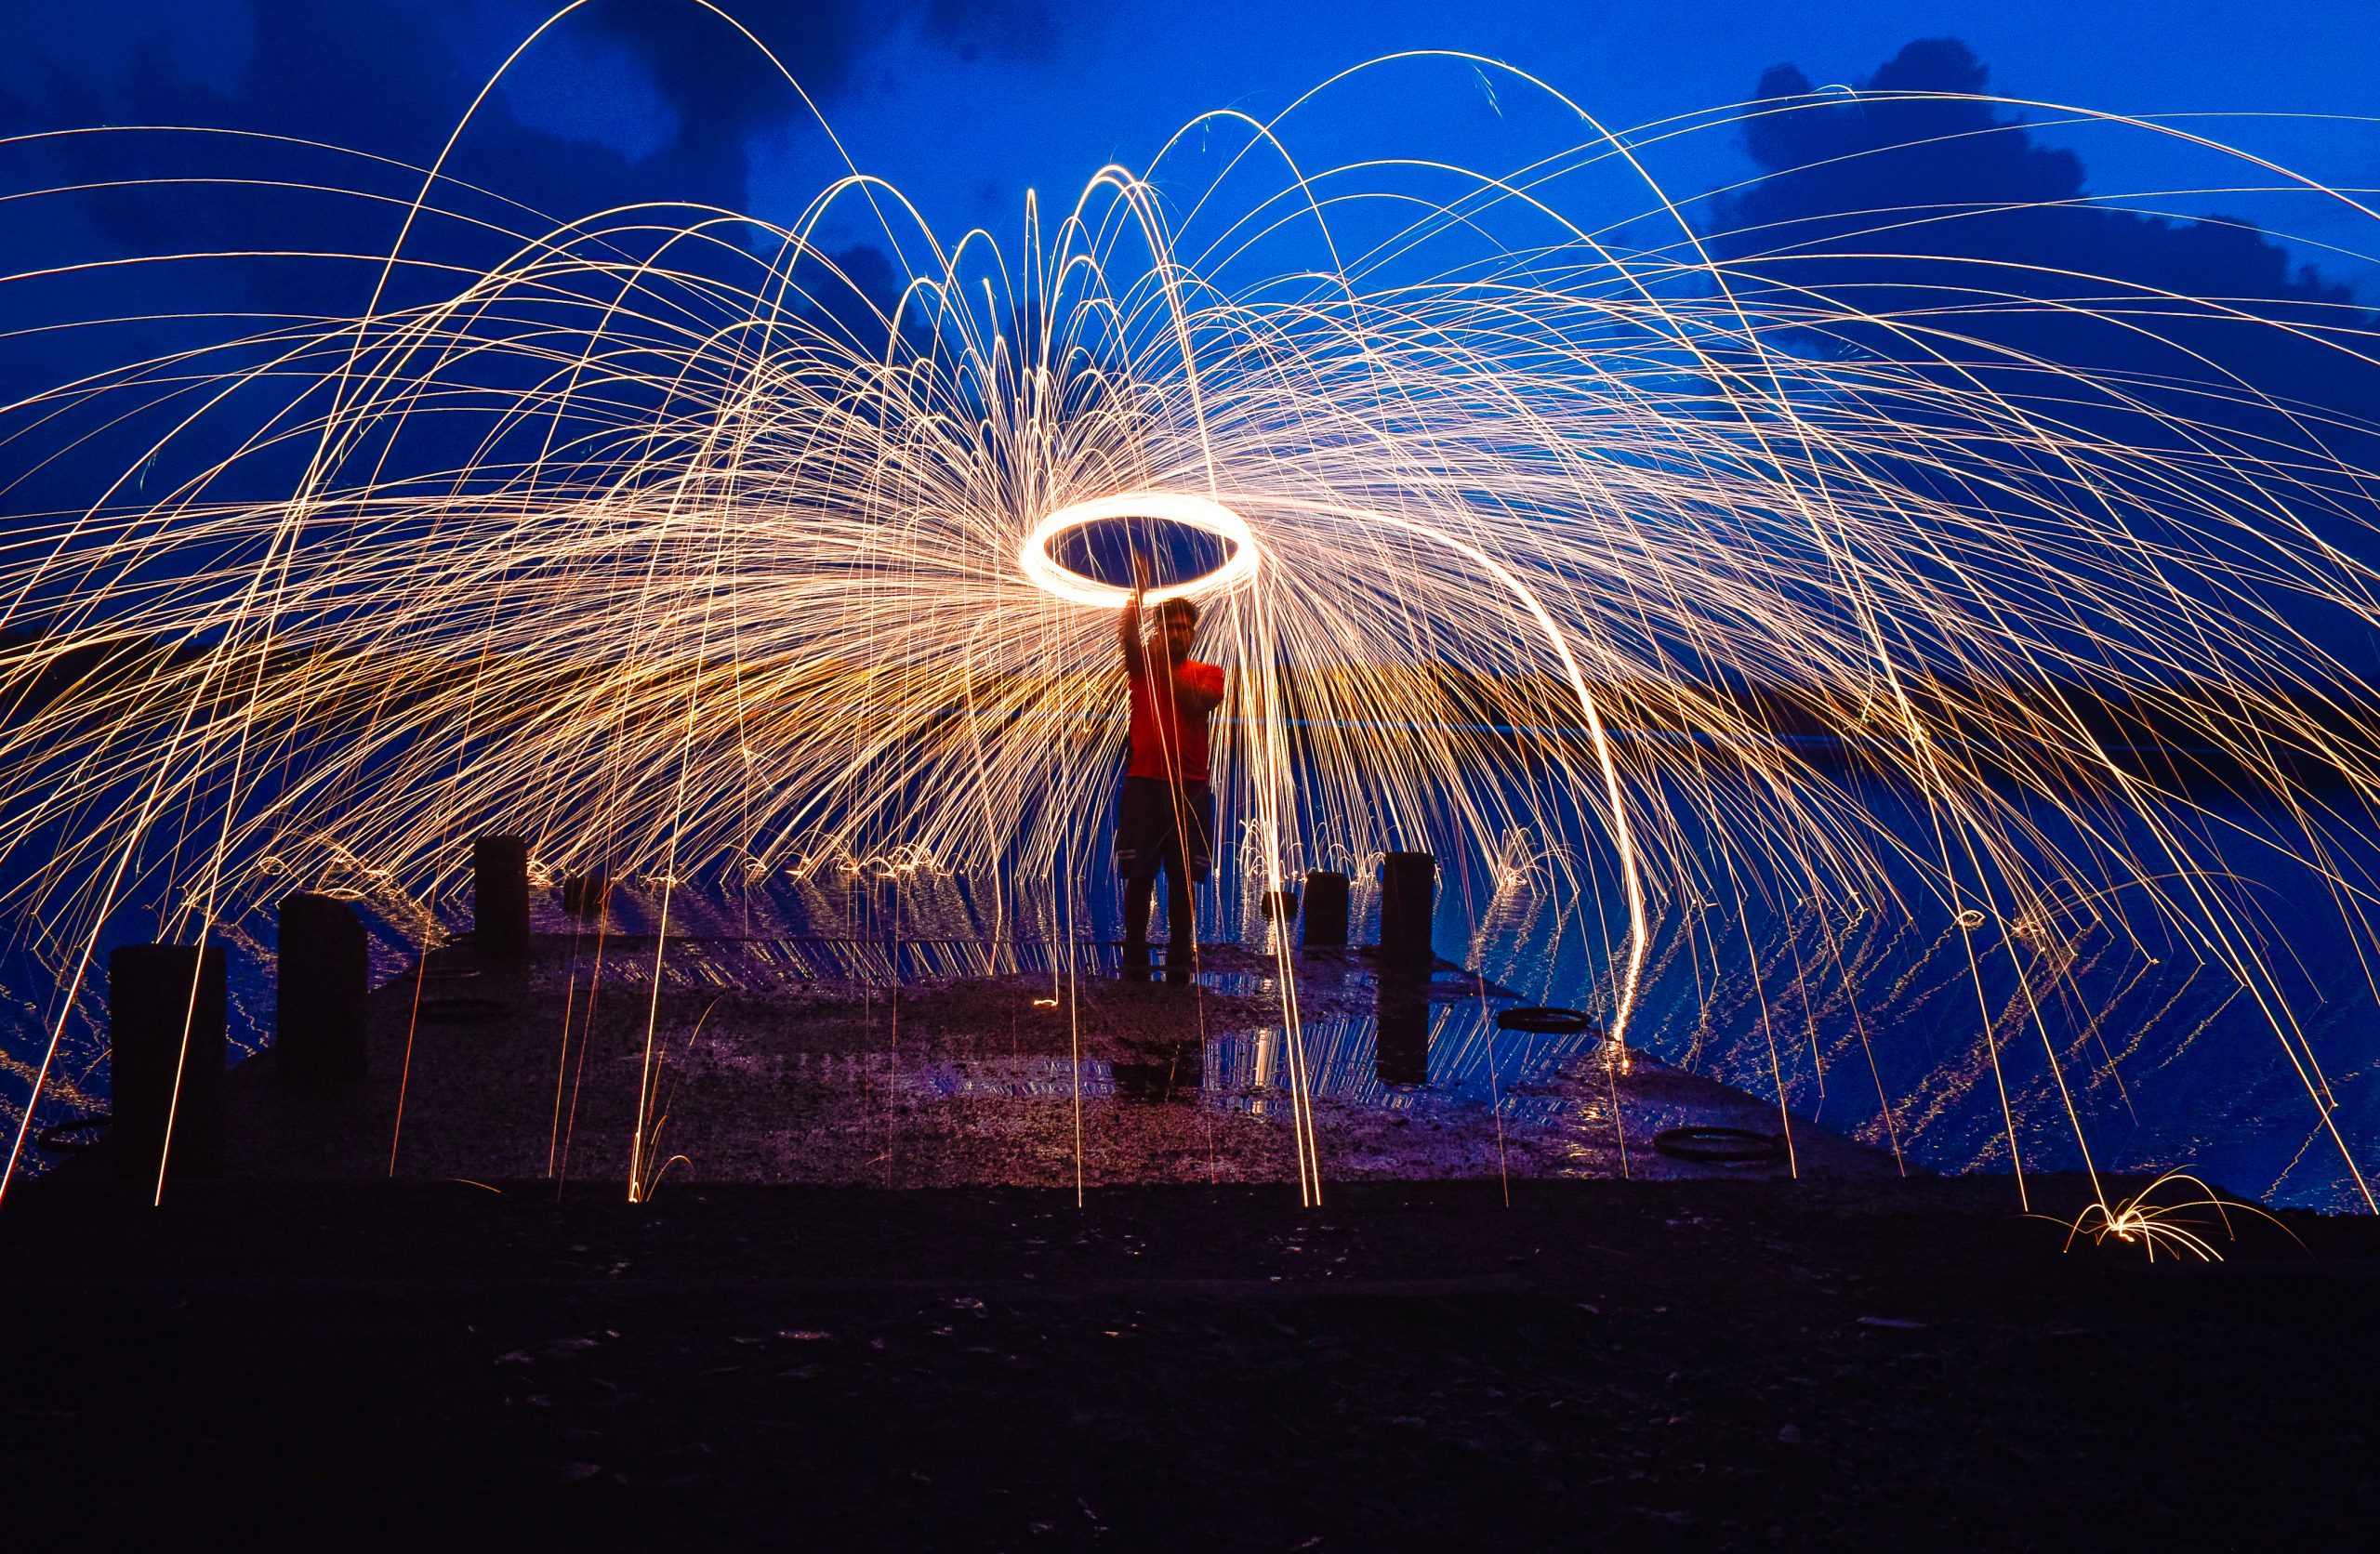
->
[[1378, 850, 1436, 968], [1302, 870, 1350, 949], [561, 867, 611, 915], [276, 893, 367, 1082], [473, 835, 530, 959], [110, 943, 226, 1180]]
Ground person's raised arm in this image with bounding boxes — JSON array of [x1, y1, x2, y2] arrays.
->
[[1117, 552, 1149, 664]]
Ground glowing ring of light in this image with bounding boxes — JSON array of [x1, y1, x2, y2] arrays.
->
[[1018, 492, 1261, 609]]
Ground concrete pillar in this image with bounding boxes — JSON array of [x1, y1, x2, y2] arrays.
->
[[110, 943, 226, 1180], [560, 867, 610, 915], [1302, 870, 1349, 949], [276, 893, 367, 1082], [472, 835, 530, 959], [1378, 850, 1436, 967]]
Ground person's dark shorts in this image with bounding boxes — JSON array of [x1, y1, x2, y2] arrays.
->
[[1115, 776, 1214, 883]]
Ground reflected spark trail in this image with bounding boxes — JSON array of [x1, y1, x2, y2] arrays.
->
[[2, 25, 2379, 1217]]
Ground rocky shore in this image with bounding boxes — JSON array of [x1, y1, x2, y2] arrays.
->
[[6, 936, 2368, 1548], [1, 1174, 2372, 1548]]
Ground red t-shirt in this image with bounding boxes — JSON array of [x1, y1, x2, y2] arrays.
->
[[1126, 654, 1224, 783]]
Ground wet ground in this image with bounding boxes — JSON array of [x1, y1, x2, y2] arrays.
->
[[16, 930, 2373, 1547], [13, 837, 2374, 1207], [2, 1174, 2371, 1548], [211, 932, 1897, 1190]]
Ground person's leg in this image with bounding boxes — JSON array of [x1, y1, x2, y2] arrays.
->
[[1159, 831, 1195, 980], [1165, 864, 1196, 979], [1167, 780, 1212, 981], [1117, 777, 1159, 979], [1122, 870, 1156, 978]]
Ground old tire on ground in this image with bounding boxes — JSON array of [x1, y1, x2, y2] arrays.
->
[[33, 1113, 113, 1154], [1652, 1126, 1788, 1164], [1494, 1007, 1594, 1034]]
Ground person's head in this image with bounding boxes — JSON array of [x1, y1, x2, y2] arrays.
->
[[1156, 596, 1199, 662]]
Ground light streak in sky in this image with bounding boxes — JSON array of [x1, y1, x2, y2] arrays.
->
[[1020, 493, 1261, 609], [1, 14, 2378, 1218]]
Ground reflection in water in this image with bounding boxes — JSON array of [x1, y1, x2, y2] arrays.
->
[[5, 801, 2376, 1208], [1113, 1043, 1202, 1104], [1198, 990, 1603, 1123], [1375, 984, 1430, 1087]]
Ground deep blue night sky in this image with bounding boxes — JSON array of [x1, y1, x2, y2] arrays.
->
[[7, 2, 2380, 665], [5, 2, 2374, 284], [6, 5, 2376, 432]]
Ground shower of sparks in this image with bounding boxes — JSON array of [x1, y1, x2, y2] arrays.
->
[[2, 23, 2379, 1217], [2056, 1170, 2296, 1264]]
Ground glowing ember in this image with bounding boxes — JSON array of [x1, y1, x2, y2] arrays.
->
[[1019, 493, 1262, 609]]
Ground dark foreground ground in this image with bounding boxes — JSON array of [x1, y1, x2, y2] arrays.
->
[[2, 1174, 2373, 1550]]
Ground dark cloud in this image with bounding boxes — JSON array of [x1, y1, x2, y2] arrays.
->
[[922, 0, 1061, 63], [0, 2, 1079, 402], [1, 1, 1072, 241], [1712, 38, 2375, 415], [570, 0, 1063, 178], [0, 1, 1044, 517], [0, 2, 713, 415], [570, 0, 881, 196], [1711, 38, 2380, 674]]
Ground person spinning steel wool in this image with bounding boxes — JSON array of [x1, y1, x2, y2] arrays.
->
[[1116, 552, 1225, 981]]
